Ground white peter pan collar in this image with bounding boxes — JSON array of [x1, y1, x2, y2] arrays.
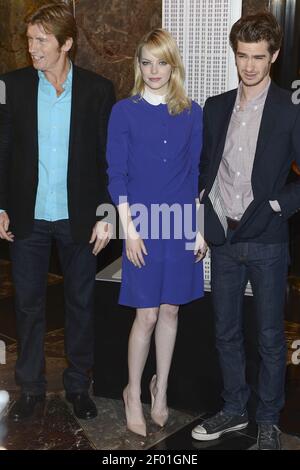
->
[[142, 89, 166, 106]]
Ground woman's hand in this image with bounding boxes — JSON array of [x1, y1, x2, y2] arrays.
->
[[126, 226, 148, 268], [89, 221, 113, 255], [194, 231, 208, 262]]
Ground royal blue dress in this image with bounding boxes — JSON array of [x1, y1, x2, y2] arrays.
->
[[107, 95, 204, 308]]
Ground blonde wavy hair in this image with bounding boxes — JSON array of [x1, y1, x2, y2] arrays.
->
[[131, 29, 191, 115]]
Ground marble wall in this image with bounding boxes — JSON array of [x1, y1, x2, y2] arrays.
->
[[75, 0, 161, 98], [0, 0, 161, 99], [0, 0, 49, 74], [0, 0, 272, 98]]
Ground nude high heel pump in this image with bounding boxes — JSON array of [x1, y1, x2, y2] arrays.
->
[[149, 375, 169, 427], [123, 386, 147, 437]]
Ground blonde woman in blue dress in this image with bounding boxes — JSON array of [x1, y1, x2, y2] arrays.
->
[[107, 29, 206, 437]]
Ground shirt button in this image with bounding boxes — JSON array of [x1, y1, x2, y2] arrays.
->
[[163, 158, 167, 163], [164, 140, 167, 144], [239, 147, 242, 152], [254, 106, 258, 111], [52, 148, 56, 152], [236, 195, 240, 199], [237, 171, 241, 176], [242, 122, 246, 127]]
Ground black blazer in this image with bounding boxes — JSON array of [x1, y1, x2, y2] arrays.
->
[[199, 82, 300, 245], [0, 65, 115, 242]]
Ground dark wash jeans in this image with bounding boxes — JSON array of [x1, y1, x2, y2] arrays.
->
[[10, 219, 97, 395], [210, 230, 289, 424]]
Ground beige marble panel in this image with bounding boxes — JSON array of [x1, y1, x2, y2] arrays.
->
[[75, 0, 162, 98], [0, 0, 50, 74], [0, 1, 274, 96], [0, 0, 162, 99]]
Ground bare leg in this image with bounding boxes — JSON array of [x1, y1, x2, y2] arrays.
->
[[124, 307, 159, 436], [151, 304, 179, 426]]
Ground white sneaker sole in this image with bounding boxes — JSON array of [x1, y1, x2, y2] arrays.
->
[[191, 421, 248, 441]]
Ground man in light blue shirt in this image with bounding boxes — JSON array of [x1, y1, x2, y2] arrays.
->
[[0, 3, 115, 422]]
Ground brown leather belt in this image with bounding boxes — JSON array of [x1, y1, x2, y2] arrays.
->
[[226, 217, 240, 230]]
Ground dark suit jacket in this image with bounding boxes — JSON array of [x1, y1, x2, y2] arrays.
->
[[199, 82, 300, 246], [0, 65, 115, 242]]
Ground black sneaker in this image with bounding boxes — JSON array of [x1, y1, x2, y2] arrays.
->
[[191, 410, 248, 441], [257, 424, 281, 450]]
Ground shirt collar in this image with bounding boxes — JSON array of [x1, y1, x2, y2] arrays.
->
[[38, 61, 73, 91], [142, 88, 166, 106], [235, 78, 270, 112]]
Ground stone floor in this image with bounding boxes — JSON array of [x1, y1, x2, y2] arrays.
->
[[0, 327, 201, 451], [1, 258, 300, 452], [1, 328, 300, 451]]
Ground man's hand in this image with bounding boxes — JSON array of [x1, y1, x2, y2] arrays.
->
[[194, 231, 208, 262], [89, 221, 113, 256], [0, 212, 14, 242]]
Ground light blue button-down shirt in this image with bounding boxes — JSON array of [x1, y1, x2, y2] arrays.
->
[[34, 64, 72, 221]]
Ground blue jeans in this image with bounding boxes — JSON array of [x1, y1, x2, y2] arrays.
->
[[210, 231, 288, 424], [10, 220, 97, 395]]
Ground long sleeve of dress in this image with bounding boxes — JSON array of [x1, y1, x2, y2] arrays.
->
[[106, 102, 129, 206]]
